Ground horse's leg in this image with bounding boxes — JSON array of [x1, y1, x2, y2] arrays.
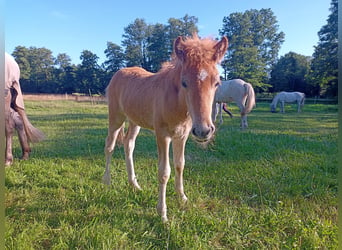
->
[[5, 111, 14, 166], [103, 117, 125, 185], [281, 101, 285, 113], [219, 103, 224, 124], [172, 136, 188, 204], [241, 115, 248, 129], [237, 103, 248, 129], [123, 121, 141, 190], [156, 133, 171, 222], [211, 101, 217, 122], [13, 110, 31, 160]]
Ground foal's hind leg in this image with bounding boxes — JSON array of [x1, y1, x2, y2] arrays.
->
[[124, 121, 141, 190], [103, 121, 125, 185]]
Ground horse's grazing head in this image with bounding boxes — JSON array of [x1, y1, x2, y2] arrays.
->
[[173, 34, 228, 143]]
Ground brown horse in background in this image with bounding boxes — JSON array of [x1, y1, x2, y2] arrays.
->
[[103, 34, 228, 222], [5, 52, 44, 165]]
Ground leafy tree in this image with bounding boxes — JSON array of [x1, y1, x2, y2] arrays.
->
[[147, 23, 170, 72], [121, 15, 199, 72], [219, 8, 285, 91], [12, 46, 55, 92], [11, 46, 31, 80], [167, 15, 198, 52], [307, 0, 338, 97], [77, 50, 102, 94], [122, 18, 151, 68], [269, 52, 311, 93], [103, 42, 125, 74], [55, 53, 72, 69], [60, 65, 78, 94], [27, 47, 55, 92], [54, 53, 75, 93]]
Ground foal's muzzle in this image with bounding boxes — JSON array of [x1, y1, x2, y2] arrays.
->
[[192, 125, 215, 142]]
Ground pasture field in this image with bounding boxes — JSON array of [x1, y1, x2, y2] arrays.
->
[[5, 100, 337, 249]]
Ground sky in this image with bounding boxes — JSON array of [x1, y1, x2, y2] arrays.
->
[[5, 0, 331, 65]]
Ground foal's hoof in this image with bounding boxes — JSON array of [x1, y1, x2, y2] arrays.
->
[[131, 182, 142, 191], [180, 194, 188, 204], [161, 215, 168, 223]]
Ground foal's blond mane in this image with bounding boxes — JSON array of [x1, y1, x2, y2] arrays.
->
[[160, 34, 223, 72]]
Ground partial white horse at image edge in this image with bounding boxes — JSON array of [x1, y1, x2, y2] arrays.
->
[[270, 91, 305, 113], [212, 79, 256, 129]]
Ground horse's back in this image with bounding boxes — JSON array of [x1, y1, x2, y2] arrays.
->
[[107, 67, 154, 100], [5, 53, 20, 89], [215, 80, 238, 101], [216, 79, 249, 102], [106, 67, 162, 129]]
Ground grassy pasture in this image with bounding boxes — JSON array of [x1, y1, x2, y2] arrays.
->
[[5, 100, 337, 249]]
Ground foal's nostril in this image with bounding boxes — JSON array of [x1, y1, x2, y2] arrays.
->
[[210, 125, 215, 134], [192, 125, 215, 139]]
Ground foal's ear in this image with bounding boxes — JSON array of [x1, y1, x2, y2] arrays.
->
[[174, 36, 185, 62], [213, 36, 228, 63]]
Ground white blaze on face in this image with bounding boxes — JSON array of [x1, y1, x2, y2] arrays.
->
[[198, 69, 208, 81]]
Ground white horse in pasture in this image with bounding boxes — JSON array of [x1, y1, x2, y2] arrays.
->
[[212, 79, 256, 129], [5, 52, 45, 165], [270, 91, 305, 113]]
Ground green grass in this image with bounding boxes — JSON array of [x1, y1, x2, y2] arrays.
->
[[5, 101, 337, 249]]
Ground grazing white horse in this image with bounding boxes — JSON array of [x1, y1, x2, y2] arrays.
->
[[270, 91, 305, 113], [212, 79, 256, 129], [5, 52, 45, 165]]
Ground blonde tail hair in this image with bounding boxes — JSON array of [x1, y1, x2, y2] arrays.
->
[[242, 83, 256, 115]]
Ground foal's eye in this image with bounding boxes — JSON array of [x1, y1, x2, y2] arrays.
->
[[182, 81, 188, 88], [215, 82, 220, 87]]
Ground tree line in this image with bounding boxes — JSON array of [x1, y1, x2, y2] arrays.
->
[[10, 1, 337, 97]]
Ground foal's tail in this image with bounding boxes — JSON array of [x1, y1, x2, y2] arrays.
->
[[242, 83, 256, 115], [17, 108, 45, 143]]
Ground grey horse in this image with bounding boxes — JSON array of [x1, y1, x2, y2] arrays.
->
[[5, 52, 45, 165]]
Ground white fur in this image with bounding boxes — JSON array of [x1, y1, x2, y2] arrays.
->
[[198, 69, 208, 81]]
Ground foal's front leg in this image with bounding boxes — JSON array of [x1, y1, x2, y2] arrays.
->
[[156, 134, 171, 222], [172, 137, 188, 204]]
